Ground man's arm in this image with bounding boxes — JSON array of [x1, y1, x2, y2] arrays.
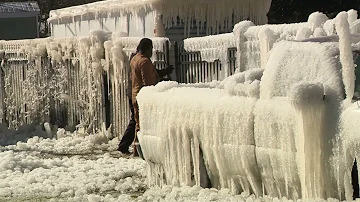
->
[[156, 65, 174, 78], [140, 59, 158, 86]]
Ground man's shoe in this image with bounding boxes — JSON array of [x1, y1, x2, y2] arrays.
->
[[118, 147, 131, 155]]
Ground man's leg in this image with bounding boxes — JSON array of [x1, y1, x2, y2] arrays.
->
[[118, 98, 136, 154], [131, 100, 145, 160], [132, 100, 140, 157], [353, 159, 359, 199], [133, 100, 140, 134]]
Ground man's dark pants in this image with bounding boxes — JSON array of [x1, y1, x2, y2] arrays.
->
[[118, 98, 136, 154]]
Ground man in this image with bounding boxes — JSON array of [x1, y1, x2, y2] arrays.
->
[[117, 51, 138, 155], [118, 38, 173, 156]]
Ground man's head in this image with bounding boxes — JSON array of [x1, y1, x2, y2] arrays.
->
[[138, 38, 153, 58]]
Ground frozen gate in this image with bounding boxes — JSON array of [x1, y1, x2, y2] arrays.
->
[[174, 41, 237, 83]]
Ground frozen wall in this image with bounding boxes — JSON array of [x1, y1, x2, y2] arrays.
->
[[48, 0, 273, 38], [50, 12, 155, 38]]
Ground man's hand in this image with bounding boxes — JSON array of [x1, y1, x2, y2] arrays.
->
[[157, 65, 174, 78], [165, 65, 174, 75]]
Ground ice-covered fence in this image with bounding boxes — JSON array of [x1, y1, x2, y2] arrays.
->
[[0, 38, 51, 128], [0, 33, 171, 138], [176, 33, 237, 83], [111, 35, 170, 70], [0, 33, 109, 132], [174, 11, 347, 83], [233, 10, 360, 72]]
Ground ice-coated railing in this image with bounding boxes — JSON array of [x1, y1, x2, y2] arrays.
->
[[0, 32, 170, 139]]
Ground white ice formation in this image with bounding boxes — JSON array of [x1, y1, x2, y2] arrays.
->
[[182, 10, 359, 77], [0, 32, 169, 137], [136, 10, 360, 201], [2, 7, 360, 202], [48, 0, 272, 35]]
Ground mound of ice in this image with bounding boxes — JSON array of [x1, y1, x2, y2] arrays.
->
[[308, 12, 329, 31], [260, 41, 343, 101], [217, 68, 264, 98]]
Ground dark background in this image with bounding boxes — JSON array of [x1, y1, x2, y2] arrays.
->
[[0, 17, 38, 39], [267, 0, 360, 23]]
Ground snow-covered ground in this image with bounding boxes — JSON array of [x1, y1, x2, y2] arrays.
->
[[0, 127, 357, 202], [0, 128, 146, 202]]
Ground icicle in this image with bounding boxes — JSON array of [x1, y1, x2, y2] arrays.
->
[[48, 0, 272, 37], [258, 28, 275, 69], [290, 82, 326, 199], [154, 11, 165, 37], [335, 12, 355, 106], [233, 21, 255, 72]]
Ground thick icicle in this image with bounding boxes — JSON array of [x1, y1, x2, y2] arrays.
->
[[335, 12, 355, 106]]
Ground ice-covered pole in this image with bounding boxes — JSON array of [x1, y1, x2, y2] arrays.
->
[[335, 12, 355, 106], [233, 21, 255, 72], [154, 11, 166, 37], [0, 50, 5, 68], [258, 28, 275, 69]]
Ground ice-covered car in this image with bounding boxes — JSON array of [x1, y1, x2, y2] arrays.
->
[[136, 16, 360, 201]]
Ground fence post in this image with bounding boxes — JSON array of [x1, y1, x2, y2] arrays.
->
[[174, 41, 180, 82], [0, 62, 7, 126], [48, 58, 56, 127], [165, 40, 170, 66], [165, 40, 172, 80]]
